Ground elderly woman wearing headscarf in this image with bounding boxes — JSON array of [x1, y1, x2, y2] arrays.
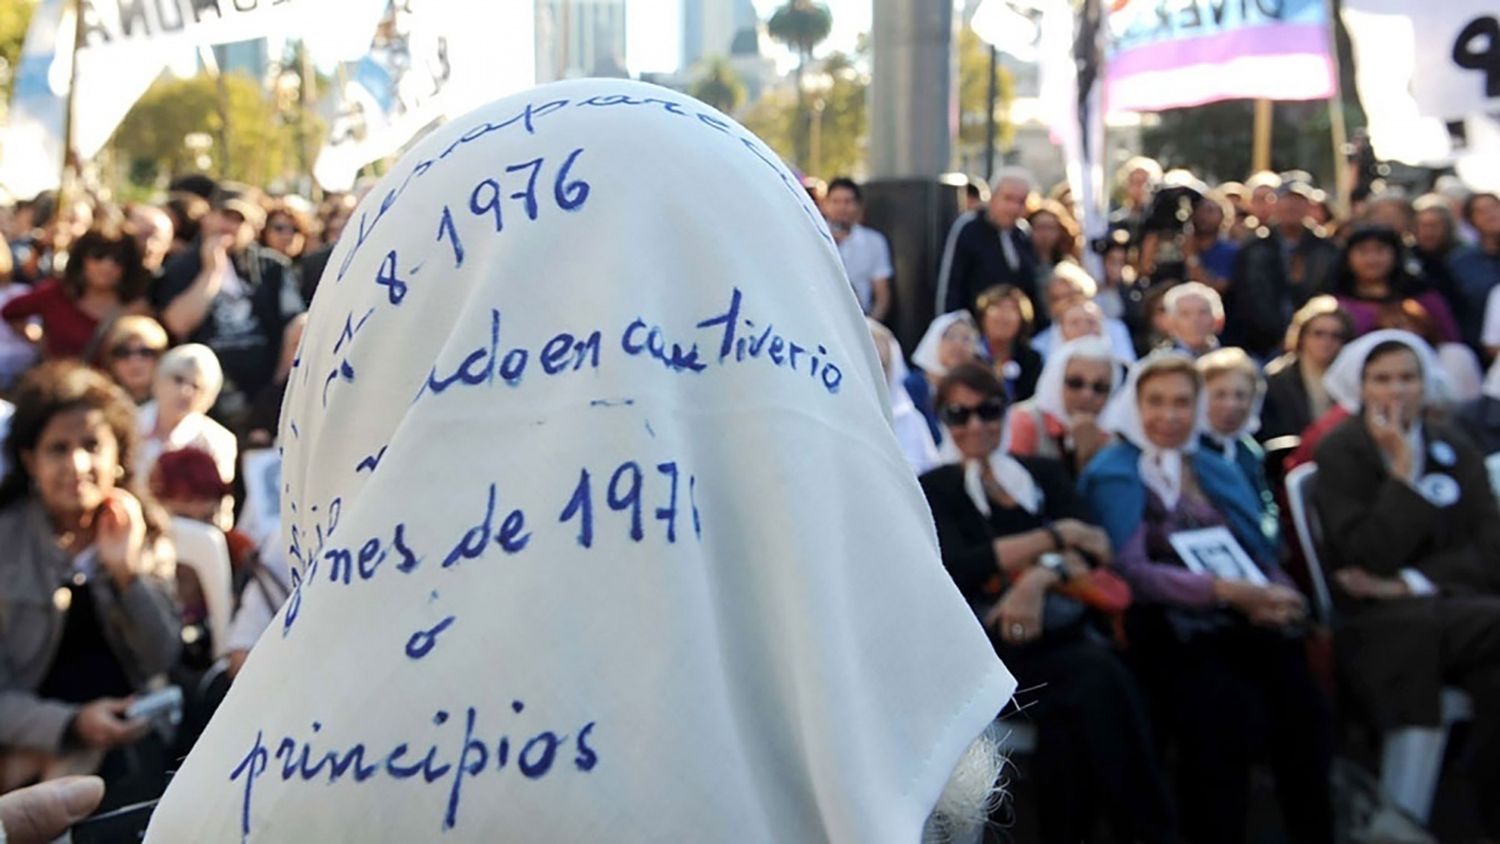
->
[[1079, 353, 1334, 844], [868, 318, 940, 475], [919, 361, 1173, 844], [1455, 357, 1500, 456], [1196, 348, 1279, 544], [145, 79, 1016, 842], [1006, 336, 1119, 480], [1313, 330, 1500, 839], [905, 310, 981, 446]]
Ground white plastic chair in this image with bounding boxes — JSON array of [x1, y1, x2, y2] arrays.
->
[[169, 516, 234, 660], [1284, 463, 1473, 823]]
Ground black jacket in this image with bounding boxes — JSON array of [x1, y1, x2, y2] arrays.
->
[[938, 214, 1039, 317], [1225, 227, 1338, 357]]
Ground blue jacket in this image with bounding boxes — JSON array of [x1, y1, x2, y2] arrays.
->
[[1079, 441, 1278, 565], [1199, 432, 1281, 547]]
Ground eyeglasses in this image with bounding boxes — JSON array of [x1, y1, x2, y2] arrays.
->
[[1063, 375, 1113, 396], [939, 397, 1006, 426], [111, 345, 161, 361]]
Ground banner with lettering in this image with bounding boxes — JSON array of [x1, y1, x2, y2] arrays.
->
[[0, 0, 385, 198], [1105, 0, 1336, 114], [1341, 0, 1500, 184]]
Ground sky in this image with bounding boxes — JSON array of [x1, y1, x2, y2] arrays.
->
[[626, 0, 874, 76]]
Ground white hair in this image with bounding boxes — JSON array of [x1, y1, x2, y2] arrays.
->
[[990, 166, 1036, 195], [922, 723, 1006, 844], [1048, 261, 1098, 299], [1164, 281, 1224, 320], [1116, 156, 1162, 187], [157, 342, 224, 409]]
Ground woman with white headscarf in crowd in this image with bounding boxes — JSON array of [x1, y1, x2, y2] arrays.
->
[[135, 344, 236, 529], [919, 361, 1174, 844], [1006, 336, 1119, 480], [1196, 348, 1278, 543], [1313, 330, 1500, 840], [869, 318, 941, 474], [147, 79, 1015, 842], [1080, 353, 1333, 844], [905, 310, 981, 446]]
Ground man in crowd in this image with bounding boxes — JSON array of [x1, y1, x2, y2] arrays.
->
[[156, 183, 304, 426], [937, 166, 1039, 318], [1225, 180, 1339, 358], [822, 177, 894, 321]]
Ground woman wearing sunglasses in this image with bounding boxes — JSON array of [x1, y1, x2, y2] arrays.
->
[[2, 225, 150, 361], [1006, 336, 1120, 480], [135, 345, 236, 529], [97, 316, 169, 405], [919, 361, 1174, 844]]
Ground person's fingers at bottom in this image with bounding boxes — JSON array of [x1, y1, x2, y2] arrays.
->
[[0, 775, 105, 844]]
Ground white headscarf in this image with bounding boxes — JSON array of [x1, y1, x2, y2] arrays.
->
[[870, 318, 941, 474], [1100, 352, 1201, 509], [911, 310, 978, 376], [147, 80, 1012, 843], [1323, 329, 1447, 414], [1195, 353, 1265, 457], [1032, 335, 1121, 424], [1484, 356, 1500, 401]]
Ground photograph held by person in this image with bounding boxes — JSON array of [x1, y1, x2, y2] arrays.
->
[[1, 225, 150, 361], [1313, 331, 1500, 840], [0, 362, 179, 808], [1080, 353, 1334, 844], [1006, 336, 1119, 481], [1260, 296, 1352, 442], [98, 315, 169, 406], [975, 284, 1042, 403], [919, 362, 1174, 844]]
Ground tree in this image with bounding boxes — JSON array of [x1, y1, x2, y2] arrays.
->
[[742, 51, 866, 180], [956, 26, 1016, 163], [0, 0, 37, 106], [689, 56, 746, 115], [109, 71, 319, 191], [766, 0, 833, 167]]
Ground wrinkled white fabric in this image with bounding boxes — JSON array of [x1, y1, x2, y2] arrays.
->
[[1100, 352, 1201, 509], [147, 79, 1012, 843]]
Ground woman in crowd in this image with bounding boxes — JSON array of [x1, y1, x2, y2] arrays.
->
[[905, 310, 981, 446], [135, 345, 236, 528], [1080, 353, 1334, 844], [1456, 358, 1500, 456], [920, 361, 1174, 844], [0, 361, 179, 806], [1182, 193, 1239, 297], [1260, 296, 1352, 442], [975, 284, 1042, 404], [97, 316, 168, 406], [868, 319, 940, 474], [1006, 336, 1119, 480], [1027, 200, 1081, 283], [1314, 330, 1500, 841], [1, 225, 150, 361], [257, 202, 310, 263], [1331, 225, 1459, 343], [1197, 348, 1279, 541], [1158, 281, 1223, 358]]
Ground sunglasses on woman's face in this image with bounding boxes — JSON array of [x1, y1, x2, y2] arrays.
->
[[1063, 375, 1112, 396], [111, 345, 161, 361], [940, 397, 1006, 426]]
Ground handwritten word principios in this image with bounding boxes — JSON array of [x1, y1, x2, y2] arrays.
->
[[230, 704, 598, 839]]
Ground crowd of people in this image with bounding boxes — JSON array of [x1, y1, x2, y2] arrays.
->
[[0, 177, 342, 813], [831, 161, 1500, 842], [0, 151, 1498, 841]]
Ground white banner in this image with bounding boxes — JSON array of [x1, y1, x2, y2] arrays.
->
[[0, 0, 69, 199], [314, 0, 536, 192], [1342, 0, 1500, 179]]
